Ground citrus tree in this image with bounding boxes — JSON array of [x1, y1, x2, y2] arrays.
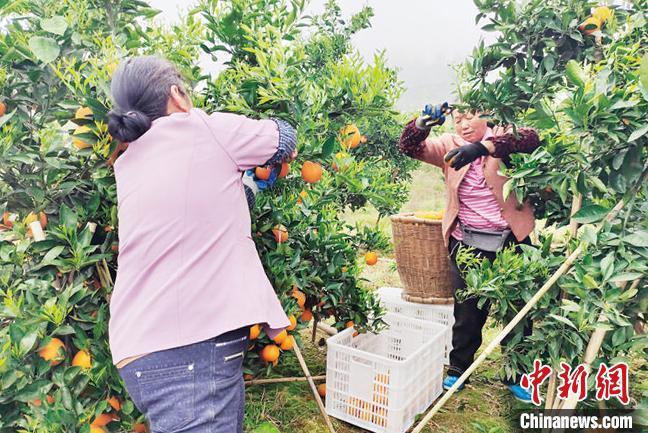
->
[[455, 0, 647, 408], [0, 0, 416, 431]]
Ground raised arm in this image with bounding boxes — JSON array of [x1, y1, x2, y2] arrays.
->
[[399, 119, 448, 168]]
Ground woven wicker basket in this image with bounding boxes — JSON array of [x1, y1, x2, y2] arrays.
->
[[390, 212, 454, 304]]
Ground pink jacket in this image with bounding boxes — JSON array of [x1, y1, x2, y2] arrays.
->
[[109, 108, 290, 365], [399, 121, 540, 246]]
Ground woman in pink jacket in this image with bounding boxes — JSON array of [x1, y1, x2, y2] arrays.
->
[[107, 56, 295, 432], [399, 103, 540, 403]]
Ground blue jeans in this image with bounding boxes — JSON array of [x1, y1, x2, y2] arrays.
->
[[118, 327, 249, 433]]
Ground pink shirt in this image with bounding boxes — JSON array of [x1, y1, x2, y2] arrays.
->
[[451, 129, 510, 240], [109, 108, 290, 365]]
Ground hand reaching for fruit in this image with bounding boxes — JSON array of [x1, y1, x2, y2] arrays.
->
[[415, 102, 452, 130]]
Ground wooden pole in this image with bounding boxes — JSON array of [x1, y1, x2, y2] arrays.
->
[[317, 322, 338, 336], [293, 342, 336, 433], [411, 196, 628, 433], [245, 375, 326, 386]]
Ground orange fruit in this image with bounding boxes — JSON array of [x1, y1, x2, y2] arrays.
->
[[2, 211, 16, 228], [38, 338, 66, 366], [39, 211, 47, 229], [300, 309, 313, 322], [345, 321, 354, 328], [592, 6, 612, 23], [249, 324, 261, 340], [91, 413, 119, 427], [279, 162, 290, 178], [72, 349, 92, 369], [72, 125, 93, 149], [360, 135, 367, 143], [301, 161, 323, 183], [24, 212, 38, 226], [243, 373, 254, 380], [317, 383, 326, 397], [272, 224, 288, 243], [132, 423, 148, 433], [111, 243, 119, 252], [255, 166, 272, 180], [292, 289, 306, 309], [273, 330, 288, 345], [578, 16, 602, 35], [260, 344, 280, 363], [107, 396, 121, 411], [0, 101, 6, 116], [280, 335, 295, 351], [32, 395, 55, 406], [90, 427, 107, 433], [287, 315, 297, 331], [340, 124, 361, 149], [75, 106, 93, 119], [365, 251, 378, 266]]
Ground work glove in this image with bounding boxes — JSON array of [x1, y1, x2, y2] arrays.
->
[[444, 142, 490, 170], [415, 102, 451, 130]]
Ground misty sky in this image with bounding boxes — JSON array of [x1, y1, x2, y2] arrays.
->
[[148, 0, 493, 112]]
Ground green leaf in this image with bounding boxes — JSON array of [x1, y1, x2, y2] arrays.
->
[[572, 204, 609, 224], [582, 274, 598, 289], [639, 52, 648, 91], [609, 272, 643, 283], [600, 253, 614, 281], [40, 16, 68, 36], [28, 36, 60, 64], [42, 245, 65, 263], [549, 314, 578, 329], [320, 135, 336, 159], [623, 230, 648, 247], [565, 60, 586, 88], [59, 204, 78, 229], [628, 124, 648, 142], [19, 331, 39, 355]]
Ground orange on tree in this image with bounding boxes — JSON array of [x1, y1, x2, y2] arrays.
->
[[280, 335, 295, 351], [279, 162, 290, 178], [32, 395, 55, 406], [272, 329, 288, 345], [365, 251, 378, 266], [300, 309, 313, 322], [75, 106, 93, 119], [292, 290, 306, 309], [317, 383, 326, 398], [345, 321, 354, 328], [287, 314, 297, 331], [3, 211, 17, 228], [0, 101, 6, 116], [260, 344, 280, 363], [272, 224, 288, 243], [249, 324, 261, 340], [592, 6, 612, 23], [38, 337, 66, 366], [107, 396, 121, 411], [133, 423, 148, 433], [91, 413, 119, 427], [301, 161, 322, 183], [72, 349, 92, 369], [72, 125, 93, 150], [578, 16, 602, 36], [255, 166, 272, 180], [340, 124, 361, 149]]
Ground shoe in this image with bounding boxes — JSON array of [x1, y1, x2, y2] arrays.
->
[[442, 375, 465, 391], [507, 383, 533, 403]]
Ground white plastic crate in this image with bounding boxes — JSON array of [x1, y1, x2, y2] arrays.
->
[[377, 287, 454, 364], [325, 313, 445, 433]]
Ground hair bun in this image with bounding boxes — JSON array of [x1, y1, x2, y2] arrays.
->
[[107, 109, 152, 142]]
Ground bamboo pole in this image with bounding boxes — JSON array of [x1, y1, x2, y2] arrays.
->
[[293, 342, 336, 433], [317, 322, 338, 336], [411, 195, 629, 433], [29, 221, 46, 241], [244, 375, 326, 386]]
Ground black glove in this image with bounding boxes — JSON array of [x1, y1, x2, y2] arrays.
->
[[444, 142, 489, 170]]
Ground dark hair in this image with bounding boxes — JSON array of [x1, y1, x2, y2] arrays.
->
[[107, 56, 187, 142]]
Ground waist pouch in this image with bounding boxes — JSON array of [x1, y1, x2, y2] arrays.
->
[[460, 225, 512, 252]]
